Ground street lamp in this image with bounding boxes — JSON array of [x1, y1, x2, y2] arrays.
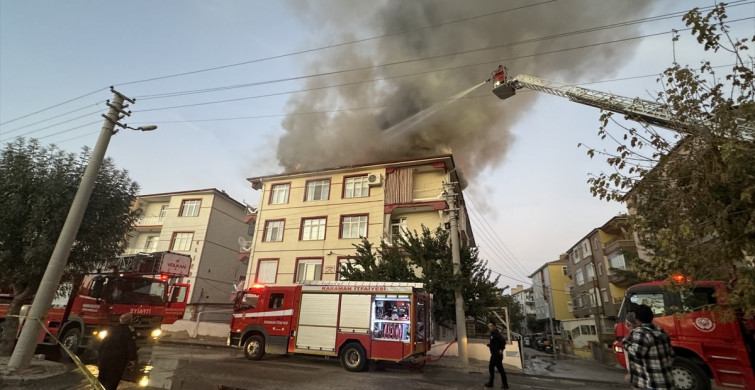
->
[[8, 87, 156, 370]]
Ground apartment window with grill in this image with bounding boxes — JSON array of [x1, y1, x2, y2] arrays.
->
[[337, 257, 363, 280], [256, 259, 278, 283], [390, 218, 407, 242], [296, 259, 322, 282], [343, 176, 369, 198], [609, 253, 626, 270], [171, 232, 193, 251], [270, 183, 290, 204], [158, 205, 169, 222], [144, 236, 159, 252], [575, 269, 584, 286], [180, 200, 201, 217], [263, 220, 285, 242], [305, 179, 330, 201], [586, 263, 595, 280], [300, 217, 326, 241], [340, 215, 368, 239]]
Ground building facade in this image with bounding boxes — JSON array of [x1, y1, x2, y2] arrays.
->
[[126, 188, 251, 319], [511, 285, 535, 334], [529, 258, 574, 333], [245, 155, 472, 286]]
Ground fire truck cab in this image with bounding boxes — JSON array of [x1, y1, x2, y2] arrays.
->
[[613, 280, 755, 390], [228, 281, 434, 372]]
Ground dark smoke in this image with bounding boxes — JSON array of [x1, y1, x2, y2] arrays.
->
[[277, 0, 656, 177]]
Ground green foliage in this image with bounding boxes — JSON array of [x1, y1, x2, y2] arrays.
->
[[583, 4, 755, 317], [0, 138, 140, 355], [340, 225, 508, 328]]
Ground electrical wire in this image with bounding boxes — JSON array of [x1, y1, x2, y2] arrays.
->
[[0, 87, 107, 127], [2, 102, 104, 135], [3, 1, 750, 130], [113, 0, 559, 88], [133, 2, 752, 102]]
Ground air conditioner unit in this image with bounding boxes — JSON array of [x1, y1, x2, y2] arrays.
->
[[367, 172, 383, 186]]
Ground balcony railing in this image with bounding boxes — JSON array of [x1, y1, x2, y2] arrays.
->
[[135, 216, 165, 226], [603, 239, 636, 255]]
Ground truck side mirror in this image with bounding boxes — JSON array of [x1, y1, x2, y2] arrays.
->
[[89, 276, 105, 299]]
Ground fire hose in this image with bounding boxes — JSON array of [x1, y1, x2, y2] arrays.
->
[[424, 339, 457, 363]]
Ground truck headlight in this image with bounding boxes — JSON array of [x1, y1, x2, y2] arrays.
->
[[151, 329, 162, 339], [613, 345, 623, 353], [139, 376, 150, 387], [94, 330, 108, 340]]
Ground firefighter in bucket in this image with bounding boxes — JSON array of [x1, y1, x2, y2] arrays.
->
[[490, 65, 507, 87]]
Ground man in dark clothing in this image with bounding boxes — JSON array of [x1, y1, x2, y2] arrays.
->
[[485, 319, 509, 389], [98, 312, 138, 390]]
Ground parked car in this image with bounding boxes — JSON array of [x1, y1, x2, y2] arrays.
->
[[523, 336, 532, 348]]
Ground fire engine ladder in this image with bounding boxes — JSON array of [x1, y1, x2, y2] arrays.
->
[[504, 74, 754, 141], [92, 252, 164, 275]]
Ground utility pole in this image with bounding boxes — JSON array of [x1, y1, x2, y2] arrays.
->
[[444, 182, 468, 365], [8, 88, 148, 370]]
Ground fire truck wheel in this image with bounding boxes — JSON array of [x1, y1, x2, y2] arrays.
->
[[61, 328, 82, 353], [243, 335, 265, 361], [340, 343, 367, 372], [672, 357, 710, 390]]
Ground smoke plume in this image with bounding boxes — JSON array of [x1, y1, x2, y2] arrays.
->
[[277, 0, 655, 177]]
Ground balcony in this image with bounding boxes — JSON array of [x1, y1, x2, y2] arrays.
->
[[134, 216, 165, 231], [603, 239, 635, 256]]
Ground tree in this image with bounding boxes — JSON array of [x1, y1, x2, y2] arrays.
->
[[340, 226, 506, 329], [0, 138, 140, 356], [583, 4, 755, 317]]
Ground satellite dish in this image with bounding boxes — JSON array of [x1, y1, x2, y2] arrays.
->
[[238, 237, 253, 252]]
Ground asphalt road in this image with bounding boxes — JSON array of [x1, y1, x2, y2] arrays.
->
[[13, 343, 625, 390]]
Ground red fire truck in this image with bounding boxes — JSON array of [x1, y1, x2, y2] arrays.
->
[[227, 281, 434, 371], [0, 251, 191, 354], [612, 280, 755, 390]]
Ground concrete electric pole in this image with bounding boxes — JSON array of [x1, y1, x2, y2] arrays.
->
[[8, 88, 153, 370], [444, 183, 469, 365]]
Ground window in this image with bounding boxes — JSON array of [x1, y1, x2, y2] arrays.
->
[[171, 232, 193, 251], [575, 269, 584, 286], [680, 287, 716, 311], [296, 259, 322, 282], [567, 301, 574, 312], [300, 217, 326, 241], [586, 263, 595, 280], [562, 266, 568, 276], [629, 292, 666, 315], [305, 179, 330, 201], [158, 205, 169, 222], [256, 259, 278, 283], [609, 253, 626, 270], [263, 220, 284, 242], [270, 183, 290, 204], [390, 218, 407, 242], [601, 288, 609, 303], [268, 293, 285, 309], [179, 200, 201, 217], [144, 236, 159, 252], [341, 215, 368, 238], [598, 263, 604, 276], [344, 176, 369, 198], [577, 296, 583, 308], [337, 257, 363, 280]]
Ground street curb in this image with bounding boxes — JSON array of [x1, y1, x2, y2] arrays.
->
[[0, 357, 71, 385]]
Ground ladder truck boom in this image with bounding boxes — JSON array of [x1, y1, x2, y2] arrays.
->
[[489, 68, 754, 140]]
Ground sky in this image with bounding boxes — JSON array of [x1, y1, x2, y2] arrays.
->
[[1, 0, 753, 292]]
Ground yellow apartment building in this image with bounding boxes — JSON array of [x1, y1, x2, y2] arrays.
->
[[126, 188, 252, 319], [529, 258, 574, 330], [245, 155, 472, 286]]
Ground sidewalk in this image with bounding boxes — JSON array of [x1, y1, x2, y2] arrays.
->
[[0, 356, 74, 387]]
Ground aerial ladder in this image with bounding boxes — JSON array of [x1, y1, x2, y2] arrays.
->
[[487, 66, 754, 140]]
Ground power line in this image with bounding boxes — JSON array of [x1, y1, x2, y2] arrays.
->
[[0, 87, 107, 127], [113, 1, 558, 88], [0, 110, 103, 143], [2, 102, 104, 136], [133, 2, 748, 102], [131, 17, 754, 114]]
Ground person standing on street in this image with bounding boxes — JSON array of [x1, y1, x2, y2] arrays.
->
[[622, 305, 675, 389], [485, 319, 510, 389], [98, 312, 138, 390]]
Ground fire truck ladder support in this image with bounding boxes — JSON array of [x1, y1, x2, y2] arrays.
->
[[500, 74, 754, 141]]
